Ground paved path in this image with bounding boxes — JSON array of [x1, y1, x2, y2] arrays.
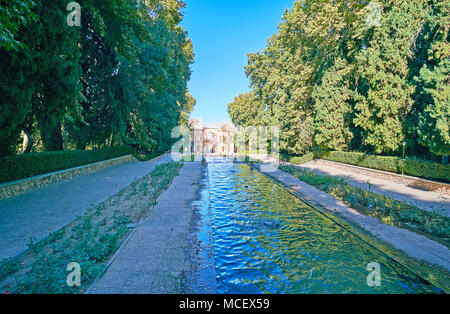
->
[[0, 154, 172, 261], [88, 162, 205, 294], [286, 161, 450, 216], [261, 166, 450, 273]]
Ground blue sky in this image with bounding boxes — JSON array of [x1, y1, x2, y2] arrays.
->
[[181, 0, 295, 123]]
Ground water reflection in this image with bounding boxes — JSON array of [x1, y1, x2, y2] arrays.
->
[[206, 162, 440, 294]]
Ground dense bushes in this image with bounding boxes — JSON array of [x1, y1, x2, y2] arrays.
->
[[0, 147, 131, 183], [316, 151, 450, 182]]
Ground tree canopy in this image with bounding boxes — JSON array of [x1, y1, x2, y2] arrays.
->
[[228, 0, 449, 162], [0, 0, 194, 157]]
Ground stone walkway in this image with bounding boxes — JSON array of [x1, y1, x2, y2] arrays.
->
[[87, 162, 205, 294], [0, 154, 172, 261], [261, 166, 450, 272], [286, 161, 450, 217]]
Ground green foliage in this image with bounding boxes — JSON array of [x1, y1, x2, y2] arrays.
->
[[0, 259, 19, 282], [0, 58, 34, 156], [0, 0, 81, 155], [0, 0, 37, 51], [0, 161, 182, 294], [0, 0, 38, 156], [0, 146, 131, 183], [0, 0, 194, 157], [113, 16, 194, 153], [353, 0, 427, 154], [312, 58, 354, 150], [227, 92, 265, 127], [33, 0, 82, 152], [413, 0, 450, 157], [230, 0, 448, 162], [281, 152, 314, 165], [239, 0, 367, 156], [65, 1, 194, 153], [316, 151, 450, 182], [281, 165, 450, 238]]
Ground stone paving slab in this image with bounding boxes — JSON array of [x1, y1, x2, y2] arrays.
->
[[262, 167, 450, 272], [88, 162, 205, 294], [0, 154, 172, 261], [287, 161, 450, 217]]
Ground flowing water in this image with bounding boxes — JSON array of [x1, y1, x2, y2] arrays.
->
[[196, 159, 441, 294]]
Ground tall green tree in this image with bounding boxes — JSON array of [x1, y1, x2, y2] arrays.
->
[[0, 0, 38, 156], [353, 0, 427, 154], [232, 0, 446, 162], [244, 0, 366, 155], [0, 0, 81, 154], [31, 0, 81, 151], [65, 0, 149, 150], [1, 0, 195, 157], [0, 51, 34, 156], [92, 0, 194, 153], [0, 0, 37, 50], [227, 92, 264, 127], [312, 58, 354, 150], [413, 0, 449, 163]]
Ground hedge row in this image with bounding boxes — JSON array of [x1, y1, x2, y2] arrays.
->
[[280, 152, 314, 165], [134, 150, 165, 162], [0, 146, 132, 183], [315, 151, 450, 183]]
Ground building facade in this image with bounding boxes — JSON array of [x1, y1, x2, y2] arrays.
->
[[189, 119, 236, 156]]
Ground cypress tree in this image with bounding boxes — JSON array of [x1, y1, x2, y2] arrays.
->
[[414, 0, 449, 163], [353, 0, 427, 154], [313, 58, 354, 150]]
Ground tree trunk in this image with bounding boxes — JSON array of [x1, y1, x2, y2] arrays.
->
[[22, 130, 34, 153], [75, 140, 86, 150], [39, 120, 63, 151]]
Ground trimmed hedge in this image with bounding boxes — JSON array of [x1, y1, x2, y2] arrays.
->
[[134, 150, 165, 162], [0, 146, 132, 183], [316, 151, 450, 183], [281, 152, 314, 165]]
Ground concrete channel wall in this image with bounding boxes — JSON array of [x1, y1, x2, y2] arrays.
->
[[249, 154, 450, 195]]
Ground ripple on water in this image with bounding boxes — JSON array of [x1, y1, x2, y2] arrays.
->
[[204, 162, 442, 294]]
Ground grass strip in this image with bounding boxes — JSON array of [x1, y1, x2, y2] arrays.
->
[[0, 161, 183, 294], [280, 165, 450, 240]]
